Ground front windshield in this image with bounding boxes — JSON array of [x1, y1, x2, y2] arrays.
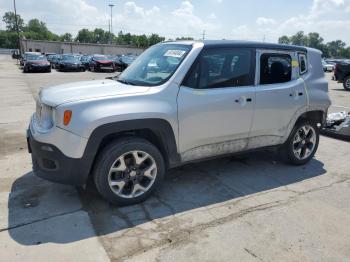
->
[[117, 44, 192, 86], [62, 55, 80, 62], [27, 55, 47, 61], [94, 56, 108, 61]]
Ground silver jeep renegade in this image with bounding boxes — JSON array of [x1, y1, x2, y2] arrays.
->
[[27, 41, 331, 205]]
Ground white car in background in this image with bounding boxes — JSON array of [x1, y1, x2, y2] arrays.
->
[[322, 61, 335, 72]]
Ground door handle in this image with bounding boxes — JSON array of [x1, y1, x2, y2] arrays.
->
[[289, 92, 303, 97], [235, 98, 252, 103]]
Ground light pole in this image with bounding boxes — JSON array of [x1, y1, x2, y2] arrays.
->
[[109, 4, 115, 44], [13, 0, 21, 58]]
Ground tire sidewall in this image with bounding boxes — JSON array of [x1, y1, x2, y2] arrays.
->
[[344, 77, 350, 91], [94, 139, 165, 206], [283, 121, 320, 165]]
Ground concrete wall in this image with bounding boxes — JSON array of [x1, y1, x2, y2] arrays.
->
[[20, 39, 144, 55]]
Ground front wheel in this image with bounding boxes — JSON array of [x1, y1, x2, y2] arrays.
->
[[93, 138, 165, 206], [279, 121, 319, 165], [343, 76, 350, 91]]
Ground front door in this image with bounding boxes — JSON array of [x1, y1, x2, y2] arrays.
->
[[177, 47, 256, 162]]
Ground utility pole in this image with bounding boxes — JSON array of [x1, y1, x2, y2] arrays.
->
[[109, 4, 115, 44], [13, 0, 21, 59], [202, 30, 206, 41]]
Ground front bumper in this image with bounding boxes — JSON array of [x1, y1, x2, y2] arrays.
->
[[27, 128, 90, 185], [28, 65, 51, 71]]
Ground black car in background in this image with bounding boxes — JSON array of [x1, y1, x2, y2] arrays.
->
[[89, 55, 115, 72], [334, 61, 350, 90], [119, 55, 137, 71], [58, 55, 85, 72], [23, 55, 51, 73], [80, 55, 91, 70], [51, 55, 61, 69]]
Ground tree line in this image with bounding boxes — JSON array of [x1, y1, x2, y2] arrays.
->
[[0, 12, 169, 49], [278, 31, 350, 58], [1, 12, 349, 58]]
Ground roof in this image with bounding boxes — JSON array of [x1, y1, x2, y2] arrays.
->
[[163, 40, 308, 52], [201, 40, 307, 52]]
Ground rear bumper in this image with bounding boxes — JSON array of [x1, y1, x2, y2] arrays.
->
[[27, 128, 90, 185]]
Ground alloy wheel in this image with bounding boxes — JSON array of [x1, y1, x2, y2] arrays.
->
[[108, 150, 157, 198], [292, 125, 317, 160]]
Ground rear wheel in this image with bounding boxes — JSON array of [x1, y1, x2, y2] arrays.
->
[[93, 138, 165, 206], [343, 76, 350, 91], [280, 120, 319, 165]]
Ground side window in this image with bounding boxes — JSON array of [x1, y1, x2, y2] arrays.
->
[[183, 48, 253, 89], [298, 53, 308, 75], [260, 53, 292, 85]]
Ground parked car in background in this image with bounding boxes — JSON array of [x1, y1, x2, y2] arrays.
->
[[334, 61, 350, 90], [11, 49, 20, 59], [107, 55, 122, 71], [20, 52, 41, 66], [119, 55, 137, 71], [58, 55, 85, 72], [46, 53, 57, 64], [322, 61, 335, 72], [89, 55, 115, 72], [80, 55, 91, 70], [50, 55, 61, 69], [27, 41, 330, 205], [23, 55, 51, 73]]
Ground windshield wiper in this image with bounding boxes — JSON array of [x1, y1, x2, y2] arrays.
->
[[116, 78, 135, 86]]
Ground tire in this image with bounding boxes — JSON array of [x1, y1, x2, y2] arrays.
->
[[47, 68, 51, 73], [279, 120, 319, 165], [93, 137, 165, 206], [343, 76, 350, 91]]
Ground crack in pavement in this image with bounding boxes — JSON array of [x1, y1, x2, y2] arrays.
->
[[116, 177, 350, 261], [0, 208, 82, 233]]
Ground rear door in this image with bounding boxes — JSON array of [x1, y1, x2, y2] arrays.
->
[[177, 47, 256, 161], [249, 50, 307, 148]]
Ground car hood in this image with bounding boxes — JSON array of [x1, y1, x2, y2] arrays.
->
[[40, 79, 150, 107]]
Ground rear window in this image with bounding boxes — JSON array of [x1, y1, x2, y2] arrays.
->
[[260, 53, 292, 85], [298, 53, 308, 75]]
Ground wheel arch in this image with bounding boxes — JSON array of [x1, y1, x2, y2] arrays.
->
[[82, 119, 181, 181], [295, 110, 325, 126]]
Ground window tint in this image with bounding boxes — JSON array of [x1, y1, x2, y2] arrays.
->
[[183, 48, 253, 89], [298, 53, 308, 75], [260, 53, 292, 85]]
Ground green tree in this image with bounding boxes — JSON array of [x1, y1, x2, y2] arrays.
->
[[278, 35, 290, 44], [148, 34, 165, 46], [327, 40, 346, 58], [290, 31, 308, 46], [23, 19, 59, 40], [0, 30, 18, 48], [2, 11, 24, 32], [307, 32, 324, 49], [60, 33, 73, 42], [75, 28, 94, 43]]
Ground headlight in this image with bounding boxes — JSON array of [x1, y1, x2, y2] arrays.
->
[[35, 102, 54, 131]]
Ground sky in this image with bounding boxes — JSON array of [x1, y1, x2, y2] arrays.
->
[[0, 0, 350, 44]]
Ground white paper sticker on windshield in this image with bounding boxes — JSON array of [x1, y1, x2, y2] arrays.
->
[[164, 50, 186, 58]]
